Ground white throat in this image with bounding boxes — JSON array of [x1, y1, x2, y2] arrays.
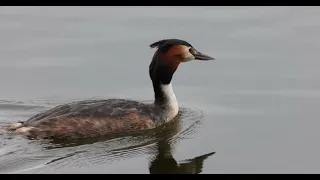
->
[[157, 83, 179, 121]]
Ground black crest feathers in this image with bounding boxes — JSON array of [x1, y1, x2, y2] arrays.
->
[[149, 39, 192, 52]]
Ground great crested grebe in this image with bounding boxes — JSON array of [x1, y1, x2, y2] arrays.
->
[[7, 39, 214, 139]]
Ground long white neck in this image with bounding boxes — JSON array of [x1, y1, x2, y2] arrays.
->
[[154, 83, 179, 121]]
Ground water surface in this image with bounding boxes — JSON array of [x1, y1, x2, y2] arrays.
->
[[0, 6, 320, 173]]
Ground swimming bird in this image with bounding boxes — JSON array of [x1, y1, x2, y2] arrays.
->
[[8, 39, 214, 139]]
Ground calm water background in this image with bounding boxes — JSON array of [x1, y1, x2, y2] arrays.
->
[[0, 6, 319, 173]]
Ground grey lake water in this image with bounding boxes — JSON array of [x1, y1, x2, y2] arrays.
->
[[0, 6, 319, 174]]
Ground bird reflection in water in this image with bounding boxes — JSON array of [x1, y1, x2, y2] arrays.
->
[[148, 138, 214, 174], [146, 111, 215, 174]]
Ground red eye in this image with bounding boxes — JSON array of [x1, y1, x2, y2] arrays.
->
[[189, 48, 196, 54]]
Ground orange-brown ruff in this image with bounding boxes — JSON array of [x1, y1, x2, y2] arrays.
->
[[8, 39, 214, 139]]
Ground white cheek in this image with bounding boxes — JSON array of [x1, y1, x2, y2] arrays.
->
[[182, 54, 195, 62], [177, 48, 195, 62]]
